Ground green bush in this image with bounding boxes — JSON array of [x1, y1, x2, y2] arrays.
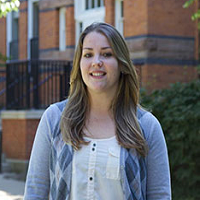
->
[[141, 80, 200, 200]]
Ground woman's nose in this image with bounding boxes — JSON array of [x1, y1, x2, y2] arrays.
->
[[92, 56, 103, 67]]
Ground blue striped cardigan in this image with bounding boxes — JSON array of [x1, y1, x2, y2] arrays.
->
[[24, 100, 171, 200]]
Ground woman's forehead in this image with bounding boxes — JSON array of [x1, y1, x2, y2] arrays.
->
[[82, 31, 111, 48]]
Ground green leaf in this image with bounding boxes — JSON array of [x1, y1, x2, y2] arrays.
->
[[140, 80, 200, 199], [183, 0, 195, 8], [0, 0, 20, 18], [191, 10, 200, 21]]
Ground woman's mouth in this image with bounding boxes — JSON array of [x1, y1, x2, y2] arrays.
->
[[90, 72, 106, 77]]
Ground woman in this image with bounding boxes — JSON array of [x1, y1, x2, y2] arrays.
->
[[24, 22, 171, 200]]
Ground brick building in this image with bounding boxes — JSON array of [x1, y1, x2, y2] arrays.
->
[[0, 0, 199, 90], [0, 0, 199, 174]]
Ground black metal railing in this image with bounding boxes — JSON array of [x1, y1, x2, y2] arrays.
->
[[0, 68, 6, 111], [30, 37, 39, 59], [9, 40, 18, 60], [6, 60, 72, 110], [0, 67, 6, 173]]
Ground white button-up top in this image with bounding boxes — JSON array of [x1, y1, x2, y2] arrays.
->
[[69, 136, 124, 200]]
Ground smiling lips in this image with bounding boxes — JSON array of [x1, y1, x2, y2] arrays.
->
[[90, 71, 106, 78]]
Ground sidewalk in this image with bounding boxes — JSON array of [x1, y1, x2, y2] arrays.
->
[[0, 173, 25, 200]]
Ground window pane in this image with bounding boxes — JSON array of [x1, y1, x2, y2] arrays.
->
[[79, 22, 83, 34], [12, 12, 19, 40], [92, 0, 95, 8], [33, 2, 39, 37], [121, 0, 124, 17], [97, 0, 101, 7], [85, 0, 89, 10]]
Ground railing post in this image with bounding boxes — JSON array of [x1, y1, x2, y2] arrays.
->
[[26, 60, 30, 108], [6, 63, 12, 109], [59, 73, 63, 100], [60, 61, 71, 101], [32, 60, 39, 109], [6, 63, 9, 109], [66, 61, 72, 97]]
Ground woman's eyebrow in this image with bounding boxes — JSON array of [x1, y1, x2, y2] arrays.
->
[[102, 47, 112, 50], [83, 47, 112, 50], [83, 47, 93, 50]]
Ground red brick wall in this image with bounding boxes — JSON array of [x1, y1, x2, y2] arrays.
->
[[39, 9, 59, 51], [124, 0, 148, 37], [105, 0, 115, 26], [66, 5, 75, 47], [141, 65, 198, 91], [0, 17, 6, 60], [19, 1, 28, 59], [2, 118, 40, 160], [148, 0, 196, 37], [40, 0, 73, 10]]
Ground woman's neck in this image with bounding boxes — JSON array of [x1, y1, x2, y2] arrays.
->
[[88, 92, 114, 118], [85, 92, 116, 139]]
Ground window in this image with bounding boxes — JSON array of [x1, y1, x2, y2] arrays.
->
[[115, 0, 124, 35], [12, 11, 19, 41], [33, 2, 39, 38], [85, 0, 104, 10], [28, 0, 39, 59], [79, 22, 83, 34], [59, 7, 66, 51], [30, 2, 39, 59], [6, 11, 19, 60], [75, 0, 105, 44]]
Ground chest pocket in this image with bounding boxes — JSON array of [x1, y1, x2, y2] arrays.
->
[[106, 146, 120, 180]]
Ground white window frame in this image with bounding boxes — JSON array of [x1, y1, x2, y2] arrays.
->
[[6, 11, 19, 59], [115, 0, 124, 35], [59, 7, 66, 51], [85, 0, 104, 10], [74, 0, 105, 44], [28, 0, 39, 59], [6, 13, 12, 58]]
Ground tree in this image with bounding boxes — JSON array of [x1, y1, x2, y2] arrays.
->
[[0, 0, 20, 63], [0, 0, 20, 18], [183, 0, 200, 29]]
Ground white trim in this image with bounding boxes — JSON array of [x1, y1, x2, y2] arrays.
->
[[115, 0, 124, 35], [28, 0, 39, 59], [6, 158, 29, 164], [74, 0, 105, 44], [1, 110, 44, 119], [6, 13, 12, 58], [59, 7, 66, 51]]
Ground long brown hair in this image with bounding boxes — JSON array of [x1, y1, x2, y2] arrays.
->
[[60, 22, 148, 156]]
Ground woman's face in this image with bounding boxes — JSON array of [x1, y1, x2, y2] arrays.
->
[[80, 31, 120, 96]]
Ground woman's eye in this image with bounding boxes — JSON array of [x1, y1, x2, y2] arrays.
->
[[103, 52, 112, 57], [84, 53, 92, 58]]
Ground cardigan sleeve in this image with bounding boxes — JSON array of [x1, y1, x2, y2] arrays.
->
[[141, 112, 171, 200], [24, 106, 54, 200]]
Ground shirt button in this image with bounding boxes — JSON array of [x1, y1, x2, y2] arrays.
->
[[89, 177, 93, 181], [93, 143, 96, 147], [92, 148, 95, 151]]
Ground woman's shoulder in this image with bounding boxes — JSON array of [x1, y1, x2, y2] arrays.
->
[[43, 99, 68, 117], [137, 106, 164, 142], [40, 99, 68, 135], [52, 99, 68, 112], [137, 106, 157, 123]]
